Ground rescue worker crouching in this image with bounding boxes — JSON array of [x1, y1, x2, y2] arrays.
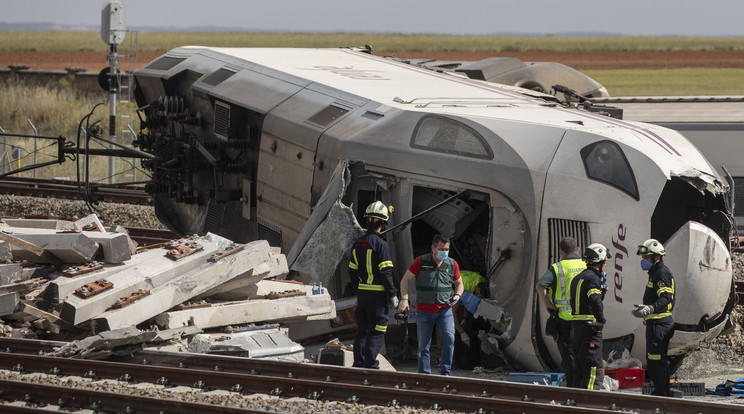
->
[[349, 201, 399, 369], [535, 236, 585, 388], [453, 272, 490, 369], [633, 238, 675, 397], [570, 243, 610, 390]]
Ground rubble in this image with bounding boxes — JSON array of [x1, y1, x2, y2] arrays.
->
[[0, 214, 338, 363]]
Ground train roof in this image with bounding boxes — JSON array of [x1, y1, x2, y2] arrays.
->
[[145, 47, 722, 186]]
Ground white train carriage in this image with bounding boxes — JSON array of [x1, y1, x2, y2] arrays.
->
[[132, 47, 735, 370]]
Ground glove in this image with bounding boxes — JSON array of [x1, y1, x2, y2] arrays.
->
[[446, 294, 461, 307], [460, 332, 471, 345], [588, 321, 604, 332], [632, 304, 653, 318], [390, 296, 399, 309]]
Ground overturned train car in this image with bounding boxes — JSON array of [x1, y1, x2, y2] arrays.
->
[[132, 47, 735, 371]]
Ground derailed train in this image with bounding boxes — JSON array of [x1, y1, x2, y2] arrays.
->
[[131, 46, 735, 371]]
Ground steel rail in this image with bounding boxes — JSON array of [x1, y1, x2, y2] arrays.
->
[[0, 339, 736, 414], [0, 378, 266, 413], [0, 176, 151, 205], [0, 353, 612, 413]]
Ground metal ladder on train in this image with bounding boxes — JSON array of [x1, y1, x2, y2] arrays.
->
[[116, 30, 138, 183]]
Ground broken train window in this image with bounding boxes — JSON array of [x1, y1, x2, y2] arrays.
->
[[410, 115, 493, 159]]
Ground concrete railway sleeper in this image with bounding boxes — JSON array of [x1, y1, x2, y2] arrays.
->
[[0, 339, 736, 414]]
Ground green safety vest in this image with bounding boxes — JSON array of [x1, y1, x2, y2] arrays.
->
[[416, 254, 455, 305], [460, 270, 486, 294], [550, 258, 586, 321]]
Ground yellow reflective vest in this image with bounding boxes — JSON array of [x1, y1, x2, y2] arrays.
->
[[550, 258, 586, 321]]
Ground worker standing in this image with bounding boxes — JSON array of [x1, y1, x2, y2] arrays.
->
[[633, 239, 675, 396], [349, 201, 398, 369], [535, 236, 585, 388], [398, 234, 464, 376], [570, 243, 610, 390]]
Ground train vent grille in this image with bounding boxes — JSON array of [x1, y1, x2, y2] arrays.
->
[[257, 220, 282, 249], [214, 101, 230, 139], [547, 218, 589, 265]]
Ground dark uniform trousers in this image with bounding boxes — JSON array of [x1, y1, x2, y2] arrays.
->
[[555, 318, 577, 388], [647, 320, 674, 396], [571, 322, 604, 390], [353, 293, 389, 369]]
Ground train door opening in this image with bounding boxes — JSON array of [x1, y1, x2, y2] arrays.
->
[[407, 186, 491, 281]]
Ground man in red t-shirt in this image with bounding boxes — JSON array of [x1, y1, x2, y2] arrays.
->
[[398, 234, 464, 375]]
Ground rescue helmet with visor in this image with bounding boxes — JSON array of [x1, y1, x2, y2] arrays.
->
[[583, 243, 612, 264], [636, 239, 665, 256]]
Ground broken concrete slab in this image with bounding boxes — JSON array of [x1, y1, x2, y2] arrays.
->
[[108, 225, 138, 255], [73, 214, 105, 233], [242, 279, 314, 299], [188, 327, 304, 360], [2, 218, 75, 231], [285, 296, 356, 342], [0, 263, 23, 285], [198, 252, 289, 300], [10, 232, 98, 264], [51, 326, 159, 358], [0, 241, 11, 262], [317, 347, 396, 371], [82, 231, 131, 263], [155, 292, 335, 330], [22, 267, 48, 281], [58, 236, 223, 325], [93, 240, 272, 331], [151, 325, 202, 343], [0, 292, 19, 316]]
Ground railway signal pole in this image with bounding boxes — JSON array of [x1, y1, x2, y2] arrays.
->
[[101, 0, 126, 184]]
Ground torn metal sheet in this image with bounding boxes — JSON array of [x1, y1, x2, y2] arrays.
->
[[188, 327, 304, 361], [672, 168, 727, 195], [289, 201, 362, 287], [287, 160, 363, 286]]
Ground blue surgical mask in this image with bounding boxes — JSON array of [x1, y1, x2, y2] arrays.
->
[[641, 259, 653, 271], [436, 250, 449, 260]]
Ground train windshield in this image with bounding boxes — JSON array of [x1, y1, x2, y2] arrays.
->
[[580, 140, 639, 200]]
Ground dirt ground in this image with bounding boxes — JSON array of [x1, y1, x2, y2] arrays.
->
[[2, 50, 744, 72]]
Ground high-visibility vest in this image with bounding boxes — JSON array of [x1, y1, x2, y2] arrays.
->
[[550, 258, 586, 321]]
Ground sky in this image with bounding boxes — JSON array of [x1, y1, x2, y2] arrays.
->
[[2, 0, 743, 37]]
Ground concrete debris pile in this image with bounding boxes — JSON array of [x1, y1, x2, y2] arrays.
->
[[0, 215, 337, 360]]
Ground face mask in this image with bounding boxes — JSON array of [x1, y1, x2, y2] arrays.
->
[[436, 250, 449, 261], [641, 259, 653, 271]]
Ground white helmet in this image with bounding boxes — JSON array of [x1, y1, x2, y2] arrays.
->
[[637, 239, 665, 256], [584, 243, 611, 264], [364, 201, 391, 222]]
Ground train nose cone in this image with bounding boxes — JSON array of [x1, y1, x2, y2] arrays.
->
[[664, 221, 733, 354]]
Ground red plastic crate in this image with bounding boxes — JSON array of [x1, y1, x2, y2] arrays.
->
[[606, 368, 645, 389]]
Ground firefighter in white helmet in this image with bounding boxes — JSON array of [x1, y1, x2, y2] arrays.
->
[[570, 242, 610, 390], [348, 201, 398, 369], [634, 238, 675, 397]]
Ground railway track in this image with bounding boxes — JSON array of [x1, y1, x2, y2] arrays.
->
[[0, 176, 151, 205], [0, 338, 738, 414]]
